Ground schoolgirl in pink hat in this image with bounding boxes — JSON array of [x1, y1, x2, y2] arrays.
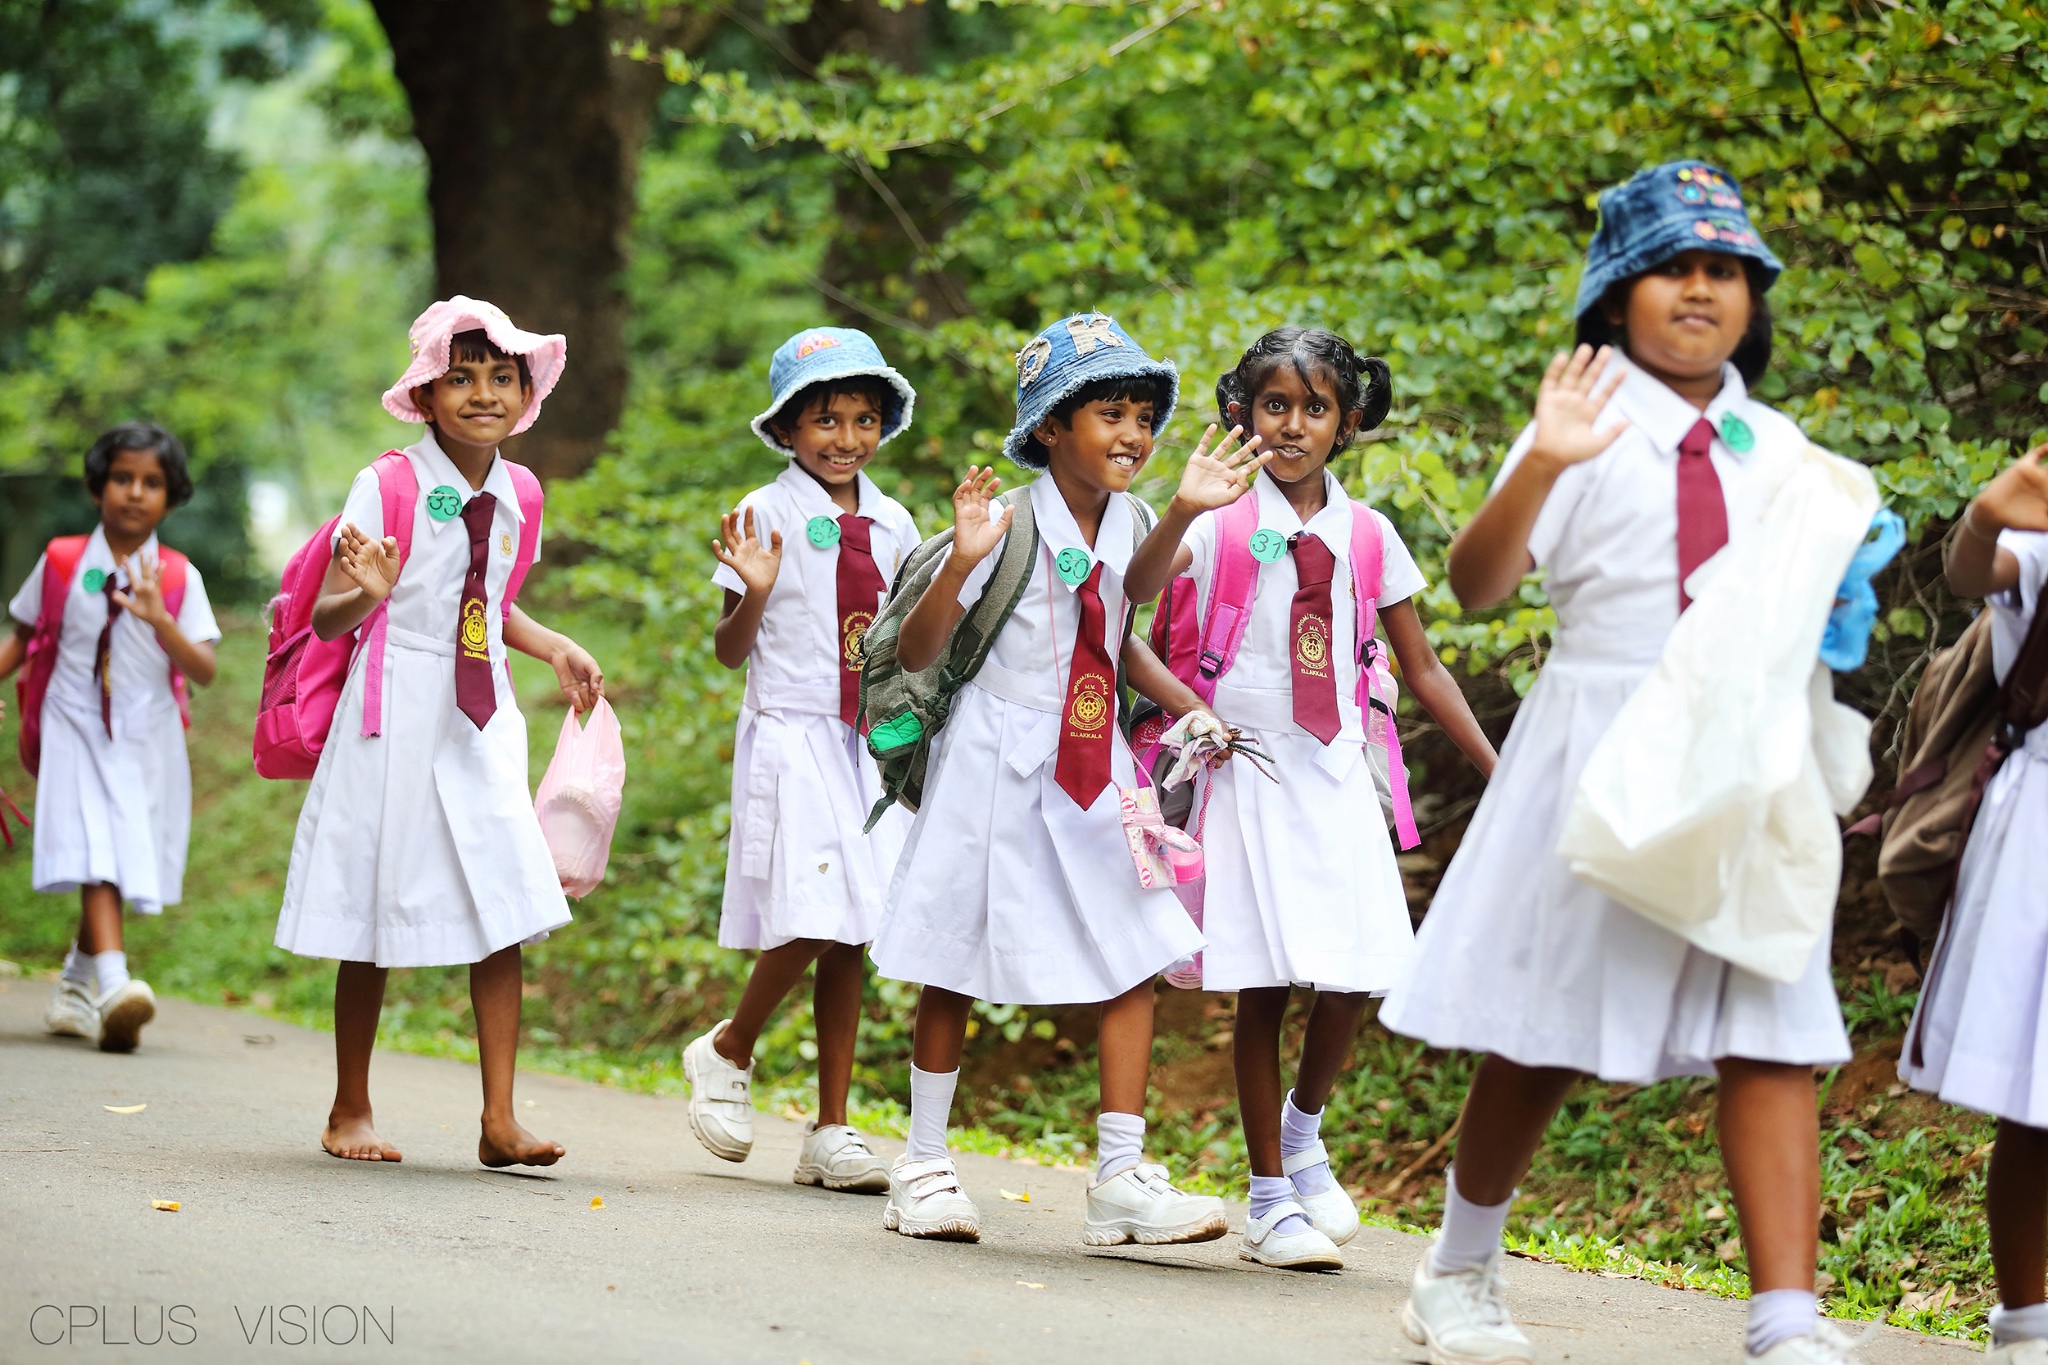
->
[[276, 296, 603, 1170]]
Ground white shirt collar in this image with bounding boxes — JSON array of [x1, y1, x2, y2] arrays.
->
[[1254, 470, 1352, 549], [1029, 475, 1135, 592], [84, 524, 161, 579], [775, 462, 884, 520], [1610, 358, 1754, 461], [410, 429, 525, 535]]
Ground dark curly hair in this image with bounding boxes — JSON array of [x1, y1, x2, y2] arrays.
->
[[85, 422, 194, 507], [1214, 327, 1393, 457]]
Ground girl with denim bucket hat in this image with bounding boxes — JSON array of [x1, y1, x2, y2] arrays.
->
[[869, 312, 1230, 1247], [1378, 163, 1867, 1364], [277, 296, 604, 1170], [683, 327, 920, 1194]]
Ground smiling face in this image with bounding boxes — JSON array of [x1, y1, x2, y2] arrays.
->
[[91, 447, 171, 542], [412, 353, 532, 457], [1035, 396, 1157, 494], [781, 389, 885, 490], [1606, 249, 1754, 389], [1229, 360, 1362, 489]]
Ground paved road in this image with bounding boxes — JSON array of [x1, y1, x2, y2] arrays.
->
[[0, 979, 1973, 1364]]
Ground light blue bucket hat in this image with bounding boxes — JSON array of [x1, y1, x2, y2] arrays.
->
[[1573, 160, 1783, 326], [750, 326, 917, 455], [1002, 313, 1179, 469]]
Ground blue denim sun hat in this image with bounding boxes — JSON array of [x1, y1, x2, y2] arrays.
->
[[1002, 312, 1179, 470], [750, 326, 917, 455], [1573, 160, 1784, 323]]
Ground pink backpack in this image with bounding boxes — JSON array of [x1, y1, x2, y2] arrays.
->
[[1140, 491, 1419, 850], [253, 451, 542, 779], [16, 535, 190, 778]]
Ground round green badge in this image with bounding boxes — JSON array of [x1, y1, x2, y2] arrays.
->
[[81, 567, 107, 594], [806, 516, 841, 549], [1719, 414, 1755, 453], [1054, 547, 1093, 586], [424, 485, 464, 521], [1248, 528, 1288, 564]]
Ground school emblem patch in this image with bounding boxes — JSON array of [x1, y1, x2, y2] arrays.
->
[[1294, 614, 1332, 676], [842, 611, 874, 670], [500, 533, 513, 556], [1016, 336, 1053, 388], [459, 597, 491, 660], [1067, 673, 1113, 734]]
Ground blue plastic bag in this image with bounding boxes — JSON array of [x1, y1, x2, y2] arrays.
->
[[1819, 509, 1906, 671]]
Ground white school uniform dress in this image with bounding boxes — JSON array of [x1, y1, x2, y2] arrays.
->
[[1379, 360, 1851, 1084], [713, 465, 918, 950], [871, 476, 1203, 1005], [1185, 472, 1423, 994], [275, 432, 569, 968], [1900, 530, 2048, 1124], [8, 528, 219, 914]]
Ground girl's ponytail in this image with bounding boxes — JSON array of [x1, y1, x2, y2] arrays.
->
[[1354, 355, 1393, 438]]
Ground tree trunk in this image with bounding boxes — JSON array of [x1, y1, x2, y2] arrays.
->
[[370, 2, 715, 479]]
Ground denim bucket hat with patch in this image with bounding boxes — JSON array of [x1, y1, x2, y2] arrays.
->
[[1573, 160, 1784, 325], [1003, 313, 1179, 470], [750, 326, 917, 455]]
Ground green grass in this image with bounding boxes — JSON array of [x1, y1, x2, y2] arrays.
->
[[0, 599, 1996, 1341]]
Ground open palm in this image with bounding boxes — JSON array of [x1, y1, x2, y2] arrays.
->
[[1175, 424, 1270, 513], [951, 466, 1010, 564], [1976, 444, 2048, 533], [1528, 345, 1630, 471], [712, 507, 783, 597], [337, 523, 402, 601]]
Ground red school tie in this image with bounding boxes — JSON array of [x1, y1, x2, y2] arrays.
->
[[93, 571, 121, 738], [455, 492, 499, 730], [1676, 418, 1730, 613], [835, 514, 887, 730], [1287, 534, 1343, 746], [1054, 561, 1118, 809]]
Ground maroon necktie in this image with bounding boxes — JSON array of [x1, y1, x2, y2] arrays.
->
[[455, 492, 498, 730], [93, 571, 121, 738], [1676, 418, 1730, 613], [835, 514, 887, 730], [1288, 534, 1342, 745], [1054, 561, 1117, 809]]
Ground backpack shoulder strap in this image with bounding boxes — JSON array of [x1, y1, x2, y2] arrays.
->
[[501, 460, 545, 609], [156, 547, 189, 620], [39, 536, 90, 628], [373, 450, 418, 567], [1195, 493, 1262, 697], [949, 489, 1039, 683], [1349, 499, 1387, 674]]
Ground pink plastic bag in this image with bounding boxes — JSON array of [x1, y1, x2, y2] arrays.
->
[[533, 699, 625, 899]]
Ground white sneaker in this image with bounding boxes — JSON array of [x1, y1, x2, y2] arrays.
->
[[794, 1122, 889, 1193], [1988, 1342, 2048, 1364], [95, 980, 156, 1054], [1284, 1140, 1360, 1245], [883, 1155, 981, 1241], [1401, 1248, 1534, 1365], [682, 1022, 753, 1161], [1240, 1200, 1344, 1270], [1082, 1162, 1228, 1247], [1748, 1321, 1878, 1362], [44, 979, 100, 1038]]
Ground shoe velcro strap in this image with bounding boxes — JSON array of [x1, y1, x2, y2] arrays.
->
[[1280, 1141, 1330, 1177], [1256, 1198, 1309, 1229]]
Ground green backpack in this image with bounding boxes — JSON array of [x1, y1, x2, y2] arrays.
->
[[859, 486, 1155, 828]]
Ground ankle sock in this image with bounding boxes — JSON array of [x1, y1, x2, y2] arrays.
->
[[1250, 1174, 1314, 1237], [61, 943, 94, 987], [1280, 1090, 1335, 1195], [1095, 1110, 1145, 1182], [92, 951, 130, 1000], [1429, 1169, 1513, 1275], [1992, 1301, 2048, 1346], [905, 1066, 957, 1162], [1744, 1288, 1819, 1357]]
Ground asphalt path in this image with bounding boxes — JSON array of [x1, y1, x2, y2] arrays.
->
[[0, 978, 1975, 1364]]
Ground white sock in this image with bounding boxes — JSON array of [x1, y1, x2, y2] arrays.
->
[[61, 943, 94, 987], [1250, 1173, 1313, 1236], [1429, 1169, 1513, 1274], [92, 951, 130, 1001], [1992, 1302, 2048, 1346], [1744, 1288, 1819, 1356], [1095, 1110, 1145, 1182], [1281, 1090, 1335, 1195], [904, 1066, 957, 1162]]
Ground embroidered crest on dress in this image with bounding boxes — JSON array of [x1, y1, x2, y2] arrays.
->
[[1067, 674, 1113, 733], [795, 331, 842, 359], [1017, 336, 1053, 388], [1065, 314, 1123, 356], [1294, 614, 1332, 677], [842, 611, 874, 670], [500, 533, 513, 556], [460, 597, 491, 661]]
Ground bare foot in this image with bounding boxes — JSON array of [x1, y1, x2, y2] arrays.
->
[[322, 1108, 402, 1162], [479, 1115, 565, 1169]]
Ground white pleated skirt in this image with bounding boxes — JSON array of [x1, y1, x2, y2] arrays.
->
[[871, 681, 1203, 1006], [276, 628, 570, 968], [1379, 652, 1850, 1085], [31, 699, 191, 915], [1900, 741, 2048, 1125], [719, 705, 908, 950]]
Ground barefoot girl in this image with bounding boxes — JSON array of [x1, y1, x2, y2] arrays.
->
[[1123, 327, 1496, 1271], [870, 314, 1226, 1246], [2, 423, 220, 1052], [1901, 442, 2048, 1362], [275, 297, 603, 1169], [1380, 163, 1861, 1362], [682, 328, 920, 1192]]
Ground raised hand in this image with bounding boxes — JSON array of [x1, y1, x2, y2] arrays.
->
[[1171, 424, 1270, 516], [336, 523, 402, 601], [1527, 345, 1630, 474], [1969, 443, 2048, 535], [712, 507, 783, 598], [951, 466, 1010, 566], [111, 555, 171, 628]]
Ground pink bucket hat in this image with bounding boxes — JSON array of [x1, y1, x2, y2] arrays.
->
[[381, 296, 568, 437]]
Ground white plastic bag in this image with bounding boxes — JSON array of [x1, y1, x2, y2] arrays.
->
[[534, 699, 626, 899], [1557, 443, 1878, 984]]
